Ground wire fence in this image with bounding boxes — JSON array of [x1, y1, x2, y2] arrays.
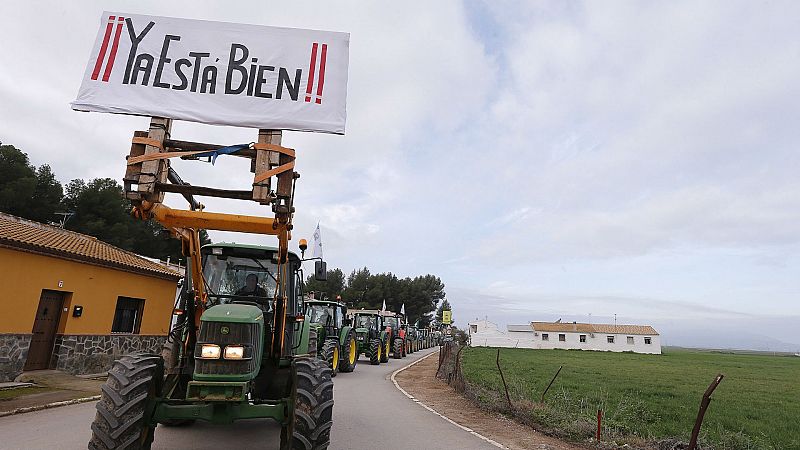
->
[[436, 341, 465, 393]]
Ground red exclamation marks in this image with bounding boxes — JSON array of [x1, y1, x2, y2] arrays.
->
[[305, 42, 328, 105], [91, 15, 115, 80], [315, 44, 327, 104], [305, 43, 318, 103], [102, 17, 125, 82]]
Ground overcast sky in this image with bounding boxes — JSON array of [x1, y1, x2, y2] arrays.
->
[[2, 1, 798, 350]]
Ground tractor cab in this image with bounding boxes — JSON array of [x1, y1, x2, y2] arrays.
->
[[305, 300, 344, 341]]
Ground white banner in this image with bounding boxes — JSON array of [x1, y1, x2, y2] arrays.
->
[[72, 12, 349, 134]]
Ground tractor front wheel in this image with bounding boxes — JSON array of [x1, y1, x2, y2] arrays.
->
[[89, 354, 163, 450], [321, 338, 340, 377], [281, 357, 334, 450], [393, 338, 403, 359], [369, 338, 381, 365], [339, 331, 358, 373]]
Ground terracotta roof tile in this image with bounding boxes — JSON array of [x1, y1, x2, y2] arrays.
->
[[591, 324, 659, 335], [0, 212, 180, 280], [532, 321, 658, 335]]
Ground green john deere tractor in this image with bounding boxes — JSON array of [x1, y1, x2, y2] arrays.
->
[[351, 310, 391, 365], [408, 325, 419, 353], [89, 243, 332, 450], [304, 298, 358, 376]]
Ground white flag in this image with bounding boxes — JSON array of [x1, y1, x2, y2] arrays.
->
[[312, 223, 323, 259], [381, 300, 386, 311], [400, 303, 405, 315]]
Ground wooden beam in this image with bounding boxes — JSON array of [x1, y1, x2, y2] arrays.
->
[[124, 130, 148, 201], [155, 183, 253, 201], [253, 129, 281, 204], [137, 117, 172, 202]]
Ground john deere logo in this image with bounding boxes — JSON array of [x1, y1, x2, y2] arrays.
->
[[221, 326, 230, 335]]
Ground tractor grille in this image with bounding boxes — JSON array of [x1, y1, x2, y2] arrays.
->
[[195, 322, 260, 376]]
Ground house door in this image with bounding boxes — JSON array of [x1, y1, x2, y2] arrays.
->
[[24, 290, 65, 370]]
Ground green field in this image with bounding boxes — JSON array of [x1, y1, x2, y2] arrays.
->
[[461, 347, 800, 449]]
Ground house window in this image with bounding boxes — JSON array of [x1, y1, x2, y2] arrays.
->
[[542, 333, 549, 341], [579, 335, 586, 343], [112, 297, 144, 334], [607, 335, 615, 344], [644, 337, 652, 345], [559, 334, 566, 342], [627, 336, 634, 345], [470, 324, 477, 333]]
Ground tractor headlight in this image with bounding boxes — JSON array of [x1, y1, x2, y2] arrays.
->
[[199, 344, 221, 359], [224, 345, 245, 360]]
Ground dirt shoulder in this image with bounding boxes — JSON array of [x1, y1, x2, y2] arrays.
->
[[395, 351, 585, 450], [0, 370, 103, 413]]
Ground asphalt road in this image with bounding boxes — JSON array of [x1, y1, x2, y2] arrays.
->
[[0, 348, 497, 450]]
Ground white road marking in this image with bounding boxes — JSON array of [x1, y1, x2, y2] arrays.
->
[[390, 349, 509, 449]]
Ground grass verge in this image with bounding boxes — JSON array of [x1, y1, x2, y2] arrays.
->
[[461, 347, 800, 449]]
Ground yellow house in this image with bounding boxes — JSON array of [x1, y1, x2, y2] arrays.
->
[[0, 212, 180, 381]]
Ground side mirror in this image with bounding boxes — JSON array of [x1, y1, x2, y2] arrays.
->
[[315, 260, 327, 281]]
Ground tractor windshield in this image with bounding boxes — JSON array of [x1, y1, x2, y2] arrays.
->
[[306, 304, 337, 327], [202, 254, 277, 303], [384, 317, 400, 329], [354, 315, 377, 329]]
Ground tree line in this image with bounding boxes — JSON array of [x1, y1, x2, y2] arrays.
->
[[305, 267, 452, 327], [0, 142, 209, 262]]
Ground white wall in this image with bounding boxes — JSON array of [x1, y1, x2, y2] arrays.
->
[[470, 328, 662, 355], [530, 331, 661, 354]]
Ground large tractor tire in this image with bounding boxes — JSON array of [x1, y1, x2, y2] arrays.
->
[[393, 338, 403, 359], [281, 357, 334, 450], [338, 331, 358, 373], [89, 354, 163, 450], [321, 338, 340, 378], [369, 338, 381, 365]]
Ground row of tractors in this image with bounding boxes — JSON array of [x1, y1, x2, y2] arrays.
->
[[303, 297, 443, 376]]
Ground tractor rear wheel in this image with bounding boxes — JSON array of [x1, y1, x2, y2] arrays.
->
[[338, 331, 358, 373], [89, 353, 163, 450], [369, 338, 381, 365], [321, 338, 340, 377], [393, 338, 403, 359], [281, 357, 334, 450]]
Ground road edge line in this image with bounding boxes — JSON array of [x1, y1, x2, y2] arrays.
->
[[0, 395, 100, 418], [391, 349, 508, 449]]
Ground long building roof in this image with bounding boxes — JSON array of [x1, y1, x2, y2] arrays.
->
[[531, 321, 658, 335], [0, 212, 181, 280]]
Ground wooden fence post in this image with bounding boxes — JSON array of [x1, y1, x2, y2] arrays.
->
[[495, 348, 512, 409], [688, 373, 724, 450], [540, 365, 563, 403]]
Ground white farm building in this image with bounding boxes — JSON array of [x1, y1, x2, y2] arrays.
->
[[468, 319, 661, 355]]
